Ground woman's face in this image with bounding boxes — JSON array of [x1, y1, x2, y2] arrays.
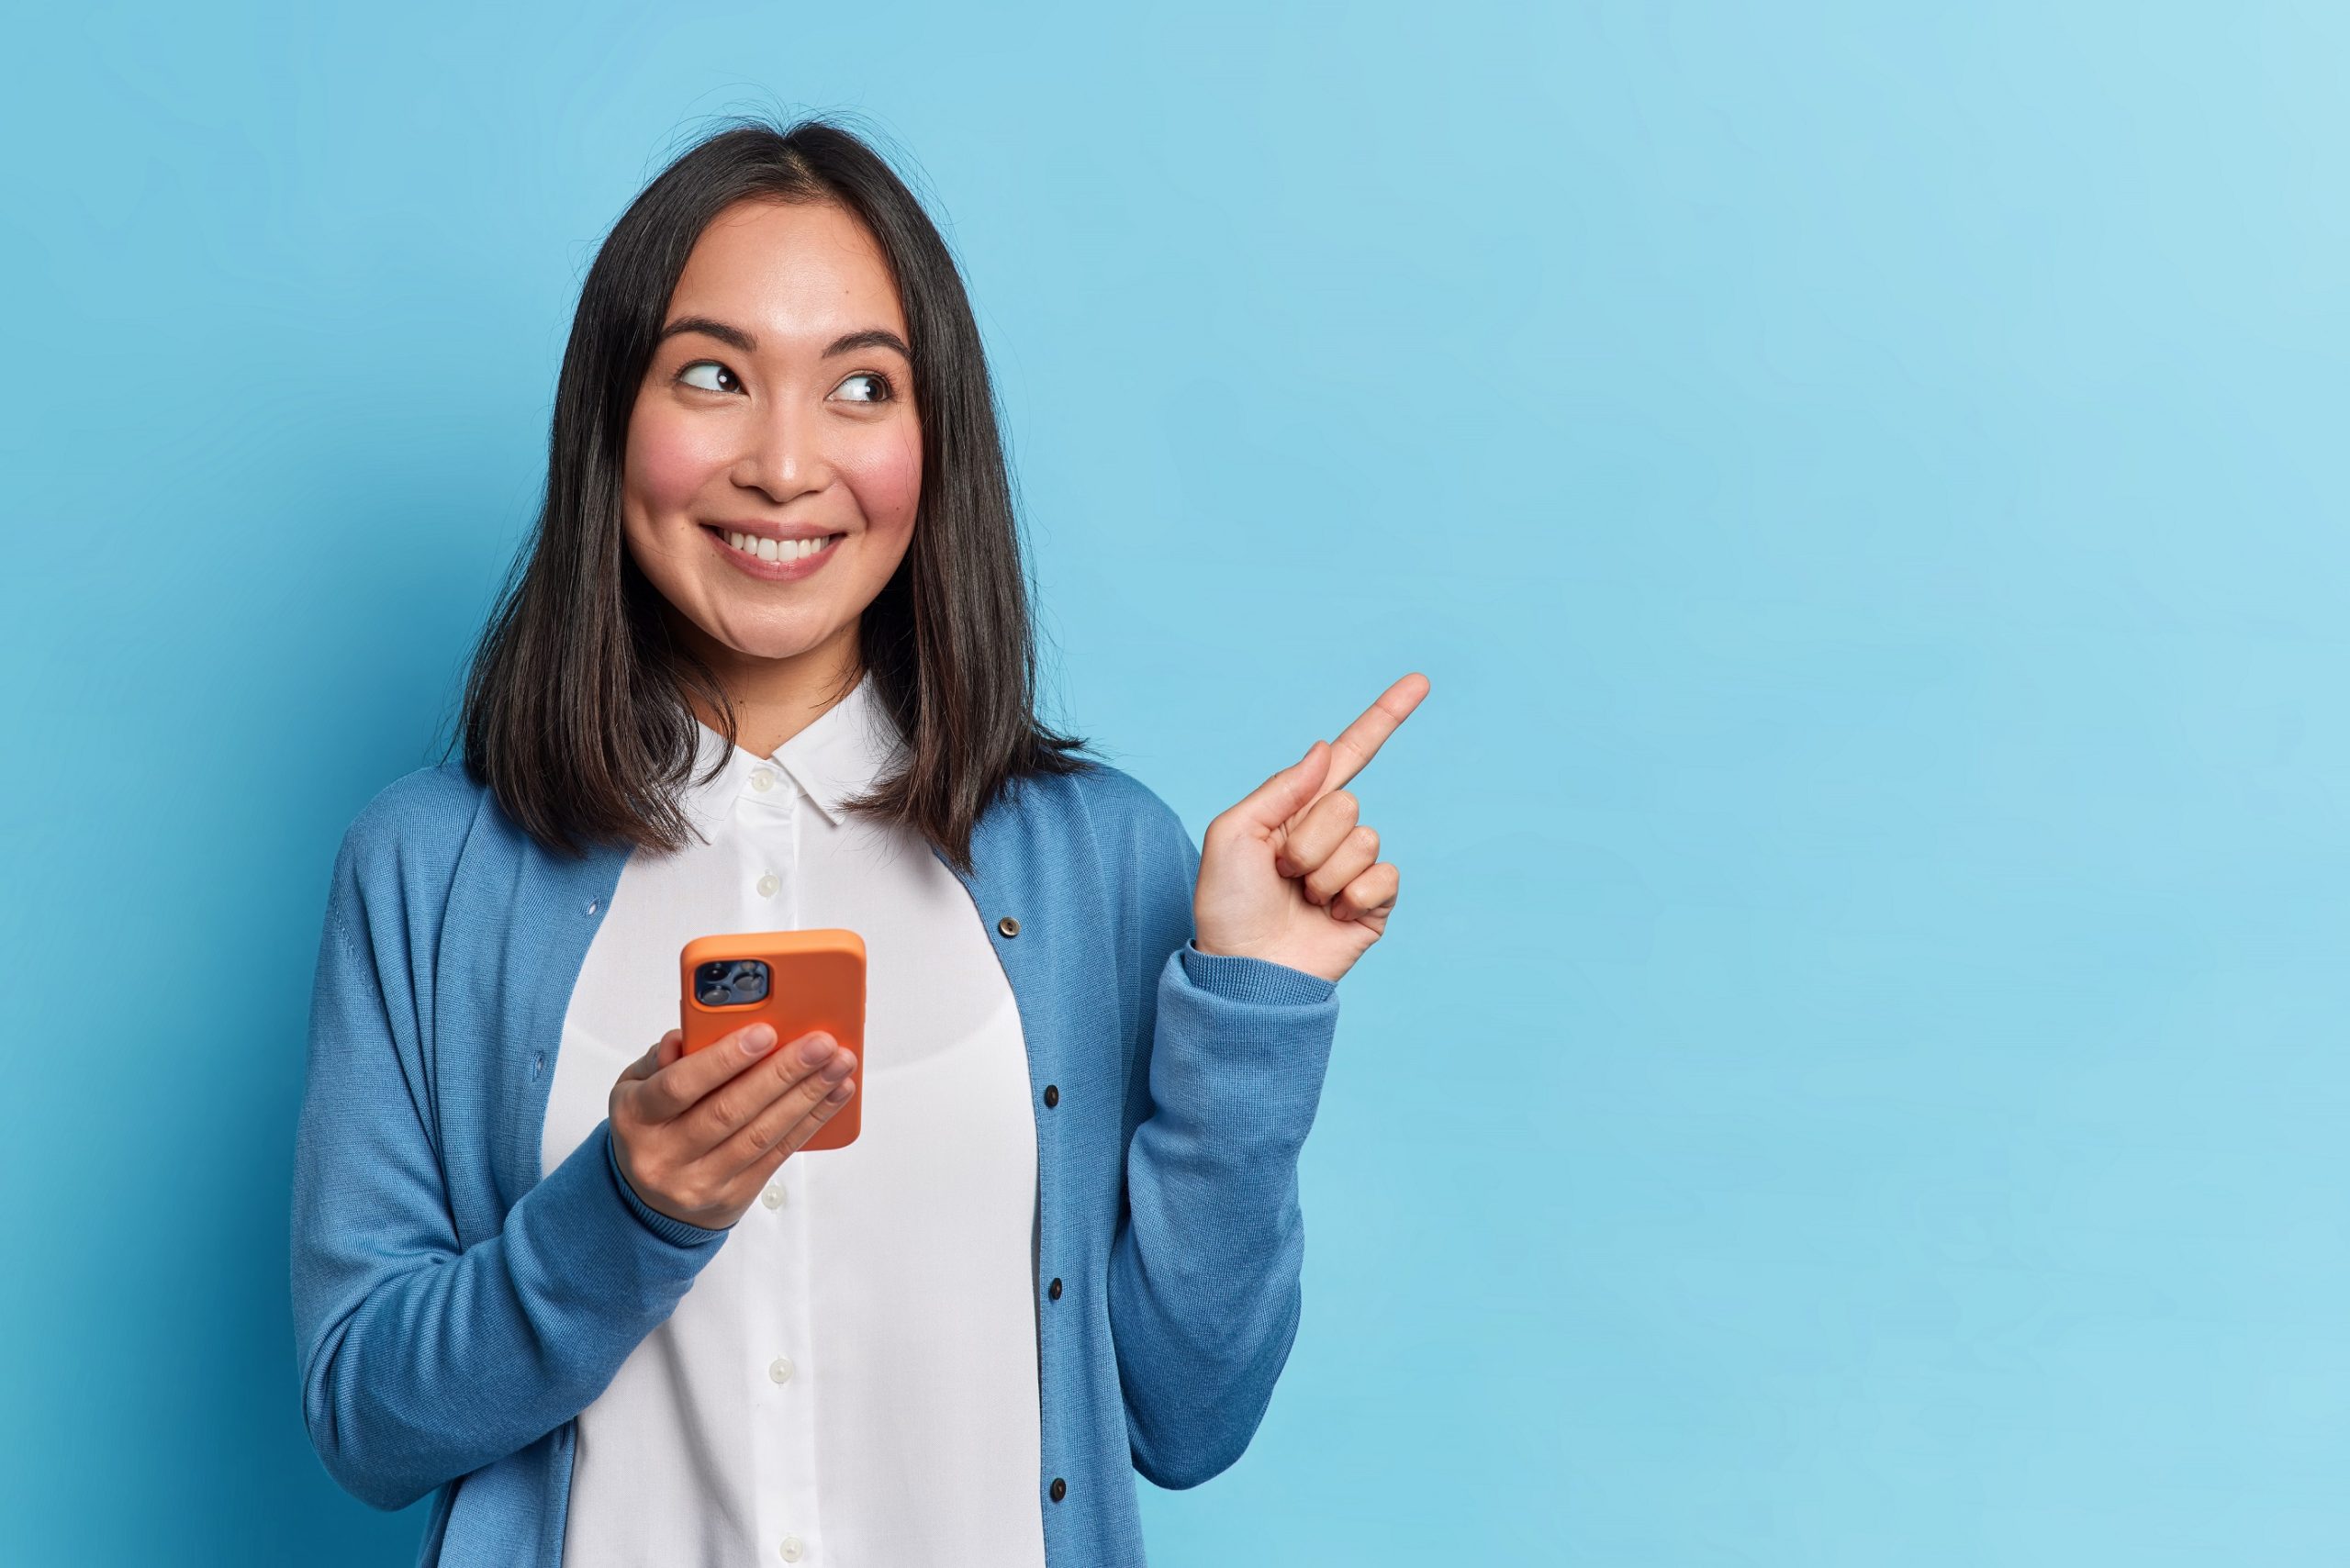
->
[[621, 197, 922, 668]]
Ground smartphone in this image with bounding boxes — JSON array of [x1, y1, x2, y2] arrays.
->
[[679, 929, 867, 1152]]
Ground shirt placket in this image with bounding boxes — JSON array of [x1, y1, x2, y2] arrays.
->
[[738, 762, 825, 1564]]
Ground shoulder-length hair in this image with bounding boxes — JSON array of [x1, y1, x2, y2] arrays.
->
[[451, 114, 1096, 873]]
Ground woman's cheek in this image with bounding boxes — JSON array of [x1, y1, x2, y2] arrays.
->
[[844, 428, 923, 532], [627, 408, 729, 517]]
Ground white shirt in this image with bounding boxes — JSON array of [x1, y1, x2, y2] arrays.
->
[[541, 668, 1046, 1568]]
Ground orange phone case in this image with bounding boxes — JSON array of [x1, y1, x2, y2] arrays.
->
[[679, 928, 867, 1152]]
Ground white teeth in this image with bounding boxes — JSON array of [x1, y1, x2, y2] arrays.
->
[[720, 529, 840, 565]]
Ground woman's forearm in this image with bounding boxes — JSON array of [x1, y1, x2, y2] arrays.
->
[[1107, 822, 1340, 1489], [289, 872, 724, 1511]]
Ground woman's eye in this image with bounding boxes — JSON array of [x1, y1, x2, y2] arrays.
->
[[677, 360, 737, 393], [834, 371, 894, 404]]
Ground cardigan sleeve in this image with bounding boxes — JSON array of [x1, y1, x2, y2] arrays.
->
[[287, 815, 729, 1514], [1106, 801, 1340, 1489]]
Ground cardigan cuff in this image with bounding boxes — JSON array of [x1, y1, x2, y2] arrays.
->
[[1178, 937, 1337, 1007], [602, 1118, 732, 1249]]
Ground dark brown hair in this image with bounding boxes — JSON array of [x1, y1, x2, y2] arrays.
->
[[449, 113, 1096, 873]]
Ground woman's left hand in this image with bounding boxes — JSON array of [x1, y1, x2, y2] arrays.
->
[[1192, 672, 1429, 986]]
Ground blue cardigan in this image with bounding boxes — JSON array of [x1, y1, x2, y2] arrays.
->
[[289, 755, 1341, 1568]]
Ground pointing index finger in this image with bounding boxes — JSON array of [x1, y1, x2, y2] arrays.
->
[[1314, 672, 1430, 798]]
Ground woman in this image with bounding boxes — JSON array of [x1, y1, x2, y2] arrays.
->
[[288, 116, 1424, 1568]]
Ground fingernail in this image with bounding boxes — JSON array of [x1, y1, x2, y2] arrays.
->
[[800, 1033, 837, 1066], [822, 1052, 854, 1081], [743, 1024, 777, 1055]]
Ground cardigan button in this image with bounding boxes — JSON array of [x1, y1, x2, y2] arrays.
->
[[1043, 1084, 1058, 1108], [1048, 1277, 1062, 1300], [998, 914, 1020, 937], [1050, 1477, 1067, 1503]]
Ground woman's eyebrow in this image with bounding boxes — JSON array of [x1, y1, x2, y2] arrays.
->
[[822, 327, 913, 362], [656, 316, 912, 362]]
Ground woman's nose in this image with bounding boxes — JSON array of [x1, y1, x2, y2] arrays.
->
[[733, 397, 834, 502]]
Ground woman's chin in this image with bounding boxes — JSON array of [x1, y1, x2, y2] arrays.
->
[[703, 614, 837, 665]]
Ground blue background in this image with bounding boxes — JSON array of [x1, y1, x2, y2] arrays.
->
[[4, 3, 2344, 1563]]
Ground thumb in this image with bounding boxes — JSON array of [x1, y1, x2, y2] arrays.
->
[[1234, 739, 1331, 832]]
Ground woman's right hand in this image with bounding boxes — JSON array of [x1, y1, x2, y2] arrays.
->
[[607, 1022, 858, 1231]]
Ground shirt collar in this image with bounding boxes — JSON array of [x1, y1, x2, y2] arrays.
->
[[684, 668, 904, 830]]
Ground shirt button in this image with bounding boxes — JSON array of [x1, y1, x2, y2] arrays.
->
[[762, 1184, 786, 1209], [1048, 1277, 1062, 1300], [778, 1537, 803, 1562], [1044, 1084, 1058, 1108], [750, 768, 776, 792], [769, 1356, 795, 1384], [756, 872, 780, 898], [998, 914, 1020, 936], [1050, 1477, 1067, 1502]]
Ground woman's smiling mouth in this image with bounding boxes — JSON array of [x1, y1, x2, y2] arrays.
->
[[702, 524, 847, 580]]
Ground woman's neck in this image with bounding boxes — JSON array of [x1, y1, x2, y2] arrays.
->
[[675, 616, 864, 759]]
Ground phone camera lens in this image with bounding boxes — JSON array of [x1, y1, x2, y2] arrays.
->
[[693, 958, 768, 1006]]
